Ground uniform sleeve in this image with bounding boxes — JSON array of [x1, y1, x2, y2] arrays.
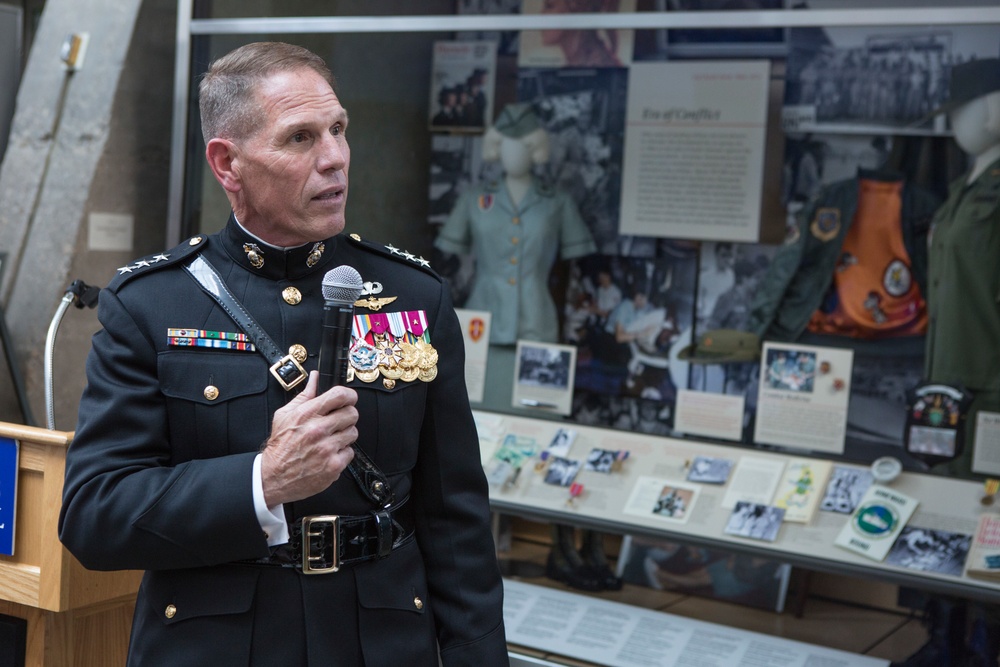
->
[[556, 191, 597, 260], [410, 283, 508, 666], [58, 288, 270, 571], [435, 190, 476, 256]]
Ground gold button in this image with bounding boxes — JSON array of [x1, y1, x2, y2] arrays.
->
[[203, 385, 219, 401], [282, 286, 302, 305], [512, 216, 520, 225], [165, 604, 177, 619], [289, 344, 308, 363], [383, 378, 396, 390], [510, 257, 518, 265], [188, 236, 203, 246], [511, 237, 519, 244], [350, 233, 361, 241], [414, 596, 423, 610], [508, 278, 516, 285]]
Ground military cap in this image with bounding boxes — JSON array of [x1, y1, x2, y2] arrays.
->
[[928, 57, 1000, 117], [677, 329, 761, 364], [493, 103, 542, 138]]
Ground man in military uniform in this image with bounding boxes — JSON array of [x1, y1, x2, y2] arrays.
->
[[59, 42, 507, 666]]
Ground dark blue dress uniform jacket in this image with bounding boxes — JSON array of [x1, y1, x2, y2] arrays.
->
[[58, 217, 508, 666]]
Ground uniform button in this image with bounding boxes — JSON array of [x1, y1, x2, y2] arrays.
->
[[282, 287, 302, 305], [350, 233, 362, 241], [189, 236, 203, 246], [510, 257, 518, 265], [414, 596, 424, 610], [203, 385, 219, 401], [288, 344, 308, 363], [512, 216, 520, 225], [511, 237, 519, 245], [165, 604, 177, 619], [383, 378, 396, 390], [508, 278, 516, 286]]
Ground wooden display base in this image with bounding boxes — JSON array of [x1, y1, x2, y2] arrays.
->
[[0, 422, 140, 666]]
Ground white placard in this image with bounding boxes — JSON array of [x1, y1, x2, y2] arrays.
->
[[619, 60, 770, 242], [511, 340, 576, 416], [454, 308, 491, 404], [674, 388, 745, 442], [87, 212, 134, 251], [753, 342, 854, 455], [721, 456, 786, 510], [973, 410, 1000, 477], [503, 579, 887, 667]]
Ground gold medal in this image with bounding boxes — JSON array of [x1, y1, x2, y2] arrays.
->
[[401, 366, 421, 382], [418, 365, 438, 382], [356, 367, 380, 383], [382, 364, 404, 380]]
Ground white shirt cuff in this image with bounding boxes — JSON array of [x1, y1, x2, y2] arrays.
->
[[253, 453, 289, 546]]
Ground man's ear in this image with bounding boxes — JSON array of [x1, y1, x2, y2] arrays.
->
[[205, 138, 241, 193]]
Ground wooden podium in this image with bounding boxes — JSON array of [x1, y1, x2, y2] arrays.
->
[[0, 422, 141, 666]]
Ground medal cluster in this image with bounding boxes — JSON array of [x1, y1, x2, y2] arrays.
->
[[348, 335, 438, 384]]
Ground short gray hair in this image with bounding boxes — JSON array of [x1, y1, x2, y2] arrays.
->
[[199, 42, 335, 143]]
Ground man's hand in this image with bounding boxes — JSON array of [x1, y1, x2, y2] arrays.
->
[[260, 371, 358, 506]]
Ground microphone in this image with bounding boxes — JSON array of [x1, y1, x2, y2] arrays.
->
[[317, 265, 365, 393]]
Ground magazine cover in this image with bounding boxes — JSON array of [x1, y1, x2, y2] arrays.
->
[[429, 40, 498, 132], [617, 535, 792, 612]]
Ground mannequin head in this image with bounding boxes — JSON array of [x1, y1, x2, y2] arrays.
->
[[949, 91, 1000, 157], [483, 103, 551, 175]]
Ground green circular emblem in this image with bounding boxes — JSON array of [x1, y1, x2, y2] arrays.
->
[[853, 502, 898, 539]]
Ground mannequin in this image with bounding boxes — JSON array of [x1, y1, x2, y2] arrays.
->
[[895, 58, 1000, 667], [436, 103, 596, 345]]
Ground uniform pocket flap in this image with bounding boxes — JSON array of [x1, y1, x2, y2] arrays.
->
[[354, 540, 427, 614], [143, 566, 259, 626], [159, 351, 267, 405]]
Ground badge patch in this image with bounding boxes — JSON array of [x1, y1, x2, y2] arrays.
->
[[478, 194, 494, 211], [810, 208, 841, 242], [882, 259, 912, 297]]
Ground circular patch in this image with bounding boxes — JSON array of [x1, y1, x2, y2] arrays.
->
[[882, 260, 912, 297], [852, 501, 899, 539]]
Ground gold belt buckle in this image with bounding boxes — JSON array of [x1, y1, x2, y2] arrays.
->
[[301, 515, 340, 575], [270, 354, 307, 391]]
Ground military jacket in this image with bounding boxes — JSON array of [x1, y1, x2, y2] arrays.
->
[[749, 170, 941, 342], [436, 179, 596, 344], [58, 217, 507, 666], [926, 159, 1000, 392]]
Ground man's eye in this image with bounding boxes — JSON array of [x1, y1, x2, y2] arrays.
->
[[331, 125, 341, 137], [291, 132, 308, 143]]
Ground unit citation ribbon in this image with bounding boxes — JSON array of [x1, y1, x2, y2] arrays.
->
[[166, 328, 256, 351]]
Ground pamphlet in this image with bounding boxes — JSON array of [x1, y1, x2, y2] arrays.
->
[[771, 458, 832, 523], [721, 456, 785, 509], [964, 514, 1000, 581], [835, 485, 919, 562]]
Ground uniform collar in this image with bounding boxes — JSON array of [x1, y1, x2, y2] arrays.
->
[[219, 214, 339, 281]]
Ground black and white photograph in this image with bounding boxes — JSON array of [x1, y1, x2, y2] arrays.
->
[[429, 40, 497, 132], [457, 0, 521, 57], [783, 20, 1000, 135], [518, 68, 629, 253], [884, 526, 972, 577], [819, 465, 874, 514], [571, 393, 675, 436], [687, 456, 735, 485], [513, 341, 578, 416], [724, 501, 786, 542], [565, 251, 698, 406], [585, 447, 618, 474], [547, 427, 577, 457], [653, 485, 695, 520], [544, 456, 582, 487]]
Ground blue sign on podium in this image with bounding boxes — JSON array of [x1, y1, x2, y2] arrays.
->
[[0, 436, 18, 556]]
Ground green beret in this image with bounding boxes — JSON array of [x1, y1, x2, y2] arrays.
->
[[493, 103, 542, 138]]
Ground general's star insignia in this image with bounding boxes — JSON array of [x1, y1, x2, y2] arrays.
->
[[385, 243, 403, 256], [134, 259, 151, 268], [117, 265, 134, 274], [151, 254, 170, 262]]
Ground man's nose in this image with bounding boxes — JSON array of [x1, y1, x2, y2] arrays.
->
[[318, 134, 347, 171]]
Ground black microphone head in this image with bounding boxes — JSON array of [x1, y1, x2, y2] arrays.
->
[[322, 265, 364, 305]]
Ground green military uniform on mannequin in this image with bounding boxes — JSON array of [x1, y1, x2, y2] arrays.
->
[[925, 159, 1000, 477]]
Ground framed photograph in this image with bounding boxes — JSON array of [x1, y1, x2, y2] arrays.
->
[[518, 0, 636, 69], [512, 341, 577, 416], [429, 40, 497, 132]]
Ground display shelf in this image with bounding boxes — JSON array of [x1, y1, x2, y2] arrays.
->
[[480, 410, 1000, 605]]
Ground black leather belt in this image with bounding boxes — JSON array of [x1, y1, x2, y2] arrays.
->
[[244, 498, 414, 574]]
